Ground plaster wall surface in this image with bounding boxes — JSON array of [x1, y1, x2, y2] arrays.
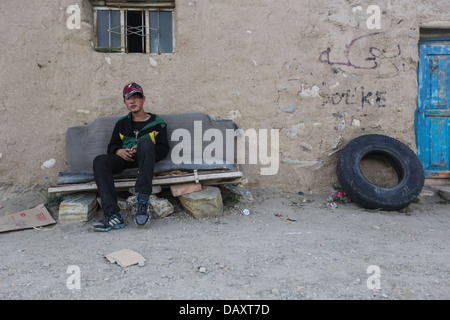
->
[[1, 0, 449, 192]]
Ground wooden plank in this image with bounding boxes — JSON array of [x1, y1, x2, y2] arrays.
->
[[426, 170, 450, 179], [170, 183, 202, 197], [425, 177, 450, 185], [89, 1, 175, 8], [48, 171, 243, 194]]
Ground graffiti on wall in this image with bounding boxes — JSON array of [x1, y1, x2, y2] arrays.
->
[[319, 32, 402, 77], [320, 85, 386, 108]]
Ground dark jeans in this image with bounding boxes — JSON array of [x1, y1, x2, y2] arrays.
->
[[93, 139, 156, 214]]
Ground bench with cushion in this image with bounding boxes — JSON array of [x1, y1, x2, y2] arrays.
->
[[48, 112, 242, 194]]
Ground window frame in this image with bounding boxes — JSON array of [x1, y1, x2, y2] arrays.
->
[[93, 6, 175, 54]]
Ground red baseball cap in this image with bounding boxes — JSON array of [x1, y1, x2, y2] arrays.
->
[[123, 82, 144, 99]]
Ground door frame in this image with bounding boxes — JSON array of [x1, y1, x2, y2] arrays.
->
[[416, 37, 450, 178]]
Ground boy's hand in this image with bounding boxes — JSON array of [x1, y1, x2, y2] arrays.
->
[[116, 148, 136, 162]]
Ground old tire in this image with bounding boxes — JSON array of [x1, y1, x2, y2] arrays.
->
[[336, 134, 424, 211]]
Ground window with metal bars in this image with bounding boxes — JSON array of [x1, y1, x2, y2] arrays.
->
[[95, 7, 173, 54]]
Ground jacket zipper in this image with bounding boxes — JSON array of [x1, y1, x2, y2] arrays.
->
[[134, 130, 139, 145]]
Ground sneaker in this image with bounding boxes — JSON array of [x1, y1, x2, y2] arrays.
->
[[92, 213, 125, 232], [135, 193, 151, 226]]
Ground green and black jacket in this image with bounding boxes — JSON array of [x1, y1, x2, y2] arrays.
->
[[107, 112, 169, 162]]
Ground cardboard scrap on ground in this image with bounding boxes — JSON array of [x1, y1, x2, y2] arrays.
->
[[0, 204, 56, 233], [105, 249, 146, 268]]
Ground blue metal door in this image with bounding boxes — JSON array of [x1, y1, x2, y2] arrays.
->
[[416, 41, 450, 178]]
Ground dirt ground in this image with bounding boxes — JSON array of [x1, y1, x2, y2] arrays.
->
[[0, 184, 449, 300]]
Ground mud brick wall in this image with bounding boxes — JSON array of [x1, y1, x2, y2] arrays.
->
[[1, 0, 449, 192]]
